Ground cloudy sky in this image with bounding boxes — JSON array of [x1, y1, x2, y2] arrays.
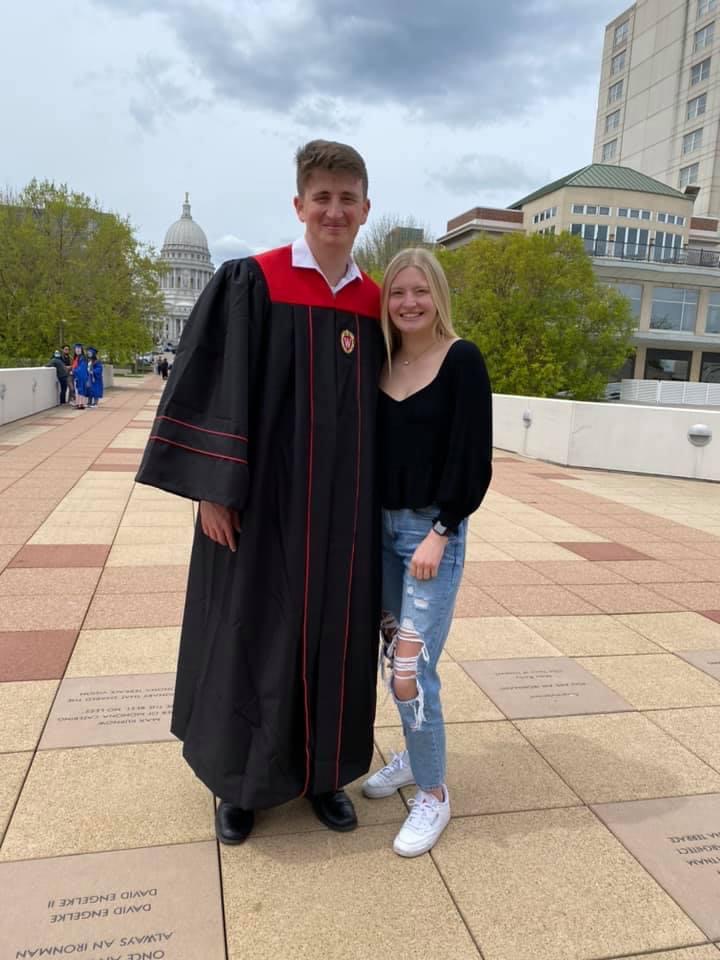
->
[[3, 0, 629, 264]]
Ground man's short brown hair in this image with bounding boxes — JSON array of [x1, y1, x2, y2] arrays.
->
[[295, 140, 368, 197]]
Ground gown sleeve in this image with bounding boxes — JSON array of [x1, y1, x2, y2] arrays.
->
[[435, 341, 493, 530], [135, 258, 261, 511]]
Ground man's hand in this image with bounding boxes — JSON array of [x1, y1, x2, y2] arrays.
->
[[409, 530, 448, 581], [199, 501, 242, 552]]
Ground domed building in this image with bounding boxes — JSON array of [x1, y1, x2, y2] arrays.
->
[[158, 194, 214, 344]]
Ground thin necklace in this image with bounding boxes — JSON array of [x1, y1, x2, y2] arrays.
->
[[398, 341, 437, 366]]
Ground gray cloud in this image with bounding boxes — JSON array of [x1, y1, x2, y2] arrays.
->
[[129, 53, 209, 132], [95, 0, 617, 128], [433, 153, 542, 196]]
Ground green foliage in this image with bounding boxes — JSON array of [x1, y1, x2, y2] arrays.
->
[[0, 180, 166, 365], [437, 233, 635, 400]]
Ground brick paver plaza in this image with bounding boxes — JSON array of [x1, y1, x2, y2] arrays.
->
[[1, 377, 720, 959]]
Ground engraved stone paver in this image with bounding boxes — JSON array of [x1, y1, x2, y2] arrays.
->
[[461, 656, 634, 718], [593, 794, 720, 940], [39, 673, 175, 749], [0, 841, 225, 959]]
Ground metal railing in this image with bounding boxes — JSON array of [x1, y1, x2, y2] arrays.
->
[[607, 378, 720, 406], [583, 238, 720, 267]]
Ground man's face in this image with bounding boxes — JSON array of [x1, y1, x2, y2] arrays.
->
[[294, 171, 369, 256]]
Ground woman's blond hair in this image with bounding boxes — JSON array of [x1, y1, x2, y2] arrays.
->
[[380, 248, 456, 366]]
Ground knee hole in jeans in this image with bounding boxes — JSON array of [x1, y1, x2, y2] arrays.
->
[[390, 620, 430, 730]]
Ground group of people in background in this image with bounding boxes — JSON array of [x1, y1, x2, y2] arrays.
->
[[48, 343, 104, 409], [156, 355, 170, 380]]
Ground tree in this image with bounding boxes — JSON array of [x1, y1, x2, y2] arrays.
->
[[437, 232, 636, 401], [0, 180, 165, 365], [354, 214, 434, 278]]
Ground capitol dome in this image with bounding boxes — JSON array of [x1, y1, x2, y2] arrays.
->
[[163, 195, 210, 253], [158, 194, 215, 345]]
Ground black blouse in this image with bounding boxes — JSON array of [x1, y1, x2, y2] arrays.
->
[[378, 339, 493, 531]]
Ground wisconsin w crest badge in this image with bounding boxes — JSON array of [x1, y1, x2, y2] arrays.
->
[[341, 329, 355, 355]]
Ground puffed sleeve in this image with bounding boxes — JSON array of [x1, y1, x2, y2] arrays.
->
[[435, 341, 493, 530], [135, 258, 263, 511]]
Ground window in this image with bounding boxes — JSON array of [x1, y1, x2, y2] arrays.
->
[[615, 226, 650, 258], [618, 207, 652, 220], [533, 205, 558, 224], [572, 204, 613, 215], [707, 292, 720, 332], [602, 139, 617, 161], [650, 288, 698, 332], [608, 80, 624, 103], [691, 57, 711, 84], [694, 22, 715, 51], [680, 162, 700, 188], [614, 20, 629, 47], [606, 110, 621, 132], [701, 351, 720, 382], [645, 348, 692, 381], [653, 232, 683, 261], [571, 222, 609, 254], [611, 282, 642, 320], [699, 0, 717, 17], [683, 128, 704, 153], [658, 212, 687, 225], [611, 51, 626, 75], [687, 93, 707, 118]]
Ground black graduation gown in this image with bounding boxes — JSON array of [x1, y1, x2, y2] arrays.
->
[[136, 246, 384, 809]]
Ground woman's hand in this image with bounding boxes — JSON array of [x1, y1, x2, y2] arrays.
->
[[199, 501, 242, 552], [409, 530, 448, 580]]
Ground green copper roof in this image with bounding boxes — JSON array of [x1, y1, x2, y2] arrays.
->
[[510, 164, 687, 209]]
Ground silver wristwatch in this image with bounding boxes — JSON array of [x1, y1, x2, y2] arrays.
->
[[432, 520, 449, 537]]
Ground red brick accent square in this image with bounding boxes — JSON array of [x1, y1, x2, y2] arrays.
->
[[0, 630, 78, 681], [557, 542, 652, 562], [9, 544, 110, 568]]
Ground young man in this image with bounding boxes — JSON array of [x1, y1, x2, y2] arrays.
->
[[47, 350, 69, 404], [61, 345, 75, 404], [136, 141, 383, 844]]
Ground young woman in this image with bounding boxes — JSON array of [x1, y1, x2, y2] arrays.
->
[[71, 344, 88, 410], [362, 248, 492, 857], [86, 347, 104, 408]]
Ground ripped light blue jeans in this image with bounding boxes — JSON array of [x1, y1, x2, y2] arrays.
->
[[381, 506, 467, 792]]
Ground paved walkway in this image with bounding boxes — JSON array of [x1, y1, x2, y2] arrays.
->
[[1, 377, 720, 960]]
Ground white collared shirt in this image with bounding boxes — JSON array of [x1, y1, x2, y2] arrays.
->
[[292, 236, 362, 295]]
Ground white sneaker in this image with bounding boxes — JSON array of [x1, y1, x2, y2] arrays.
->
[[393, 787, 451, 858], [362, 750, 415, 798]]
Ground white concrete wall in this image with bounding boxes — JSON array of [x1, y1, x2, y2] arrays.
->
[[0, 365, 115, 426], [0, 368, 59, 426], [494, 394, 720, 481]]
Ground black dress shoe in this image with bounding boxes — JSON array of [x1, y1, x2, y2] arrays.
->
[[309, 789, 358, 832], [215, 801, 255, 845]]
